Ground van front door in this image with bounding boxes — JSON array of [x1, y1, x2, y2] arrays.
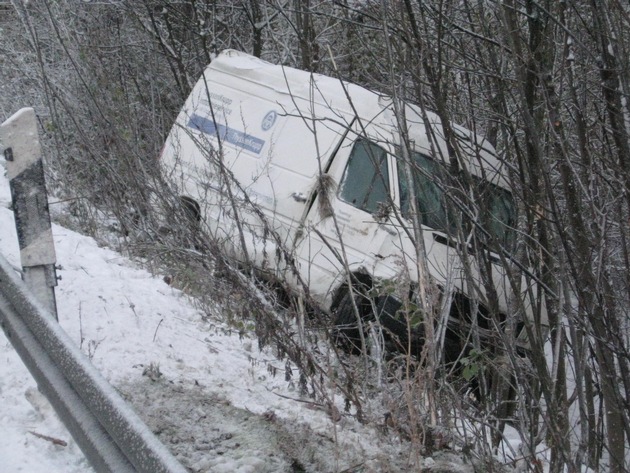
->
[[295, 134, 404, 306]]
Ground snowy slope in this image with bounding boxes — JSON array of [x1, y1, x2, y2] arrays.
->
[[0, 154, 427, 472]]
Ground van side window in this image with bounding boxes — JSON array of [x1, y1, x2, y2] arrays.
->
[[339, 139, 390, 214]]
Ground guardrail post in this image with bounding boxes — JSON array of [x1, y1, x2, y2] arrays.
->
[[1, 107, 58, 320]]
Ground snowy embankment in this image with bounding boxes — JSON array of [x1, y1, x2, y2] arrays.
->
[[0, 154, 443, 472]]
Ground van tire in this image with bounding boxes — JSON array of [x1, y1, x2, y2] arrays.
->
[[333, 290, 374, 354]]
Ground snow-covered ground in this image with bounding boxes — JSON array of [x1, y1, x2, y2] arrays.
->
[[0, 155, 465, 471]]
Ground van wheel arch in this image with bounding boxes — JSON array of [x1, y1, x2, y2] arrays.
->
[[179, 196, 201, 224]]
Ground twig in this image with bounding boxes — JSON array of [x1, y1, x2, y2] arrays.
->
[[153, 318, 164, 342], [79, 301, 84, 350], [265, 386, 324, 406], [28, 431, 67, 447]]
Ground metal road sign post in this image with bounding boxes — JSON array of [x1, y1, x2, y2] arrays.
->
[[1, 107, 58, 319]]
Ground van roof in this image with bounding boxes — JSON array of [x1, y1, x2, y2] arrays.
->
[[208, 50, 508, 187], [209, 50, 388, 119]]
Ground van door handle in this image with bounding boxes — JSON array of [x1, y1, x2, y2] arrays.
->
[[291, 192, 307, 203], [379, 223, 397, 236]]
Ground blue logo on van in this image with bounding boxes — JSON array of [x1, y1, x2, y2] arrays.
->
[[188, 114, 265, 155], [261, 111, 277, 131]]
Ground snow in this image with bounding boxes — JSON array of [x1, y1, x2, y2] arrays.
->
[[0, 154, 427, 471]]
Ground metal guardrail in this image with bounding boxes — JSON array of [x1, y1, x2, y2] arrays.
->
[[0, 107, 187, 472], [0, 253, 188, 473]]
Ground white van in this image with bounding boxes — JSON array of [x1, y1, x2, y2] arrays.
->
[[160, 50, 544, 355]]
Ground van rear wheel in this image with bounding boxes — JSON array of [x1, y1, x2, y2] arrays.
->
[[179, 196, 201, 225]]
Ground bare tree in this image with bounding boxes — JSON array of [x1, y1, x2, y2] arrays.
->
[[3, 1, 630, 471]]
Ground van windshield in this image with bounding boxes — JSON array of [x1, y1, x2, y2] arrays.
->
[[398, 151, 516, 250], [399, 151, 457, 234], [482, 183, 517, 249]]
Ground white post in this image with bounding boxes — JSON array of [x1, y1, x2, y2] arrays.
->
[[1, 107, 58, 320]]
